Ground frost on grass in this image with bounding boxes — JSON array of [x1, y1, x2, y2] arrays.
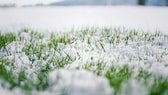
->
[[0, 27, 168, 95]]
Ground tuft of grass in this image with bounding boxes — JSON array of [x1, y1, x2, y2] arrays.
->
[[105, 65, 132, 95], [0, 33, 16, 49], [49, 33, 74, 48], [83, 60, 106, 76], [150, 78, 168, 95], [0, 59, 17, 89], [0, 59, 33, 91]]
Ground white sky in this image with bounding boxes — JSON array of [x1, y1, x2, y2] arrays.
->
[[0, 0, 64, 6]]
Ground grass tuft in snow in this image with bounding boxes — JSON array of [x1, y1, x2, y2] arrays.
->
[[0, 33, 16, 49], [105, 65, 132, 95], [0, 27, 168, 95]]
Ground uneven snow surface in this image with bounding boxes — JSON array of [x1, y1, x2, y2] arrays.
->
[[0, 27, 168, 95]]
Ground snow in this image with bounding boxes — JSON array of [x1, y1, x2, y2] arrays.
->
[[120, 79, 148, 95], [0, 27, 168, 94], [0, 6, 168, 95], [0, 85, 23, 95], [0, 6, 168, 34], [45, 69, 112, 95]]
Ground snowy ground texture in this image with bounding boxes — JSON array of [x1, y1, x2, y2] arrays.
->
[[0, 27, 168, 95]]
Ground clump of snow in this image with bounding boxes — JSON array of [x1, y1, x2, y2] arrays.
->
[[5, 41, 23, 54], [148, 63, 168, 78], [46, 69, 112, 95], [0, 85, 23, 95], [120, 79, 148, 95], [19, 32, 31, 44]]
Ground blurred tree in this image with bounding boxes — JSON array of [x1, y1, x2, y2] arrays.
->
[[166, 0, 168, 6], [138, 0, 145, 5]]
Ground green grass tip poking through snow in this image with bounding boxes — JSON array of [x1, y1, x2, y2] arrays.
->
[[0, 27, 168, 95]]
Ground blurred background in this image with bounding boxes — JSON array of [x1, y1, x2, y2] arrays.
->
[[0, 0, 168, 33], [0, 0, 168, 7]]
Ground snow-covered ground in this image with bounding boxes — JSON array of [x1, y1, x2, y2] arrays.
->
[[0, 6, 168, 33], [0, 27, 168, 95], [0, 6, 168, 95]]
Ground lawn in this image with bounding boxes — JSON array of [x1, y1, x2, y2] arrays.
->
[[0, 27, 168, 95]]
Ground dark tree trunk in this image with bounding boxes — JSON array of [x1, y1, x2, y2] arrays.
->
[[138, 0, 145, 5]]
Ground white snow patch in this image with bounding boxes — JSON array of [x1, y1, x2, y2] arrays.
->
[[0, 86, 23, 95], [120, 79, 148, 95], [45, 69, 112, 95]]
